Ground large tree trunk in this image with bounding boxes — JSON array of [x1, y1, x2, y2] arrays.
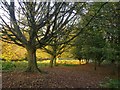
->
[[26, 47, 41, 73]]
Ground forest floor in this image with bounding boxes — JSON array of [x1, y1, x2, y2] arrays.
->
[[2, 63, 119, 88]]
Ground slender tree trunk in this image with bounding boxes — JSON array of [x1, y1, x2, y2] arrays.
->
[[86, 59, 89, 64], [111, 60, 116, 75], [98, 59, 104, 67], [94, 60, 97, 70], [79, 60, 81, 64], [54, 57, 57, 66], [50, 58, 54, 68], [50, 55, 57, 67], [98, 61, 101, 67], [50, 55, 55, 68], [26, 47, 41, 72]]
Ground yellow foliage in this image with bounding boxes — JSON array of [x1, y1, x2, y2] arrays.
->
[[1, 41, 76, 61], [57, 59, 87, 65], [37, 59, 87, 65], [36, 49, 51, 59], [1, 41, 26, 60]]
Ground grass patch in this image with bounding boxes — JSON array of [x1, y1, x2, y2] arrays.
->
[[1, 60, 51, 71], [1, 59, 83, 71], [37, 61, 50, 67], [2, 61, 16, 71], [1, 61, 27, 71], [58, 63, 79, 67]]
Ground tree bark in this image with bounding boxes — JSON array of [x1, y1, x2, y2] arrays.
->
[[86, 59, 89, 64], [50, 56, 57, 67], [79, 60, 81, 64], [54, 57, 57, 66], [26, 47, 41, 73], [50, 58, 54, 68], [98, 62, 101, 67], [94, 60, 97, 70]]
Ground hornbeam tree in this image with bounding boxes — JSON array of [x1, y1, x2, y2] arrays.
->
[[0, 0, 81, 72]]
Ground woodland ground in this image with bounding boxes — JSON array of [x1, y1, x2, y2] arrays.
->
[[2, 63, 119, 88]]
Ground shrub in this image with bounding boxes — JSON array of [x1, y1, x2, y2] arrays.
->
[[2, 61, 16, 70], [100, 79, 120, 88]]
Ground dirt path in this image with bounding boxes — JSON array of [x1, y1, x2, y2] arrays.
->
[[2, 64, 117, 88]]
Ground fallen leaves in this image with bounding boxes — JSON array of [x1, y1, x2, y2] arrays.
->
[[2, 63, 117, 88]]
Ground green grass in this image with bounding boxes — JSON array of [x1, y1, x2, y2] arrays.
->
[[1, 59, 82, 71], [57, 63, 79, 67], [2, 61, 16, 71], [1, 60, 50, 71]]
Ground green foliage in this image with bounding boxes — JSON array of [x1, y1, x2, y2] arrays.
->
[[2, 61, 16, 70], [92, 2, 120, 63], [100, 79, 120, 88], [72, 2, 120, 67]]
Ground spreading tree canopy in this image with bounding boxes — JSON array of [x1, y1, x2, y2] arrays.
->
[[0, 0, 82, 72], [0, 0, 108, 72]]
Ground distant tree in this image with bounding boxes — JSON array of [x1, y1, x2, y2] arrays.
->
[[72, 3, 107, 66], [72, 26, 106, 68], [100, 3, 120, 74], [43, 32, 71, 67], [73, 2, 120, 71], [90, 2, 120, 70]]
